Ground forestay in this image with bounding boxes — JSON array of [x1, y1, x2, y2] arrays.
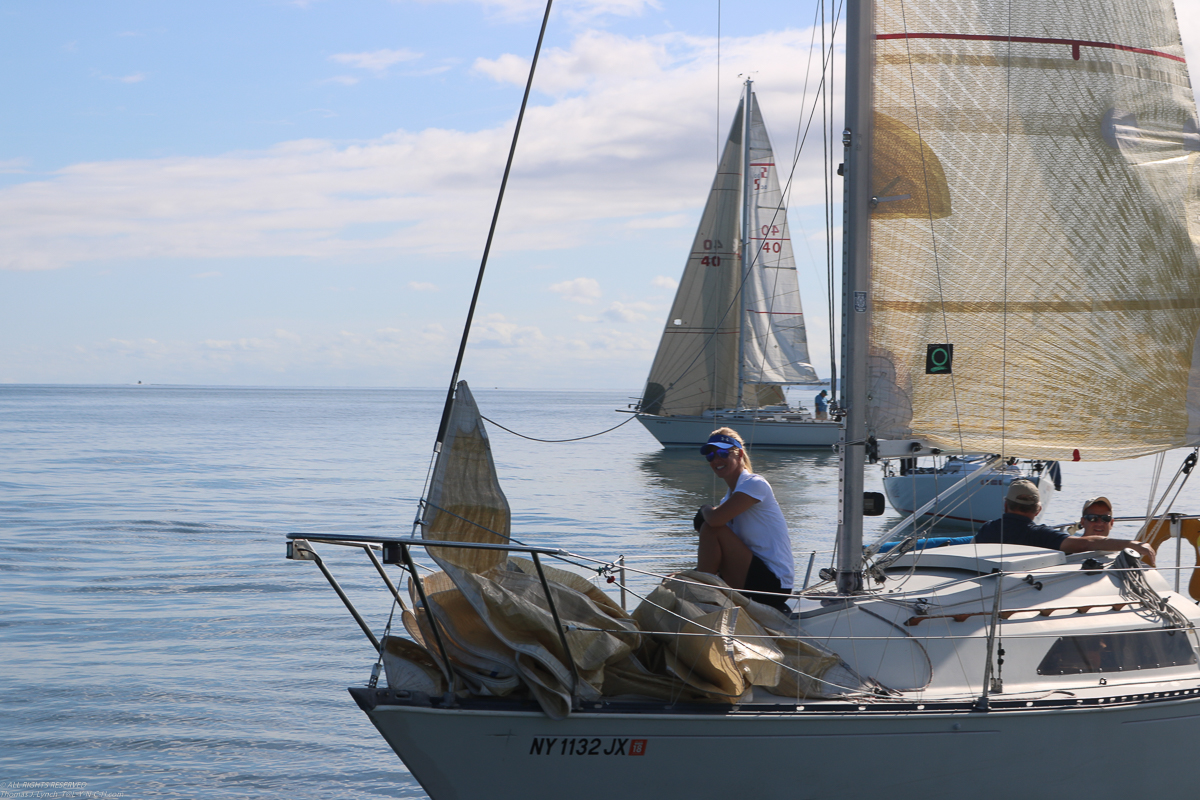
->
[[865, 0, 1200, 460]]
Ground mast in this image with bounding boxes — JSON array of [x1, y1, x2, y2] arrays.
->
[[835, 0, 872, 595], [736, 78, 753, 410]]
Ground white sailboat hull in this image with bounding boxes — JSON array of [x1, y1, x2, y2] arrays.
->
[[355, 689, 1200, 799], [636, 413, 842, 449], [882, 468, 1054, 527]]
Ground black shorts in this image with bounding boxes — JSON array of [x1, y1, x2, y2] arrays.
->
[[742, 555, 792, 614]]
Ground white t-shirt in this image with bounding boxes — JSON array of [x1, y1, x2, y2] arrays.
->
[[721, 472, 795, 589]]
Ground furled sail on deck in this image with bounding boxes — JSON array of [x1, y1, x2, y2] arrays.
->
[[866, 0, 1200, 460], [421, 381, 510, 573], [640, 94, 818, 418]]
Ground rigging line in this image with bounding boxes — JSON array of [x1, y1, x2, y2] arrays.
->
[[414, 446, 441, 535], [1000, 0, 1013, 463], [433, 0, 554, 450], [717, 0, 721, 163], [771, 0, 845, 392], [788, 2, 831, 287], [826, 0, 840, 403], [1147, 450, 1167, 520], [896, 0, 968, 458], [479, 411, 638, 443], [1145, 448, 1199, 522]]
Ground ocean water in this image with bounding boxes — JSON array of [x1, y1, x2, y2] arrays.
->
[[2, 385, 1195, 798]]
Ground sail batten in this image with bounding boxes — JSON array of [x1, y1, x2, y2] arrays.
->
[[866, 0, 1200, 461]]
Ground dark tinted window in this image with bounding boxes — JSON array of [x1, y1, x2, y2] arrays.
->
[[1038, 631, 1197, 675]]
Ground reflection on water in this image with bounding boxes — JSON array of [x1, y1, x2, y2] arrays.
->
[[634, 446, 846, 576]]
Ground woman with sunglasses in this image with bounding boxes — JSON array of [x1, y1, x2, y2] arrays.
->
[[695, 429, 794, 613]]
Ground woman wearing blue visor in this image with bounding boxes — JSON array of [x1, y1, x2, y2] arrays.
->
[[696, 428, 794, 613]]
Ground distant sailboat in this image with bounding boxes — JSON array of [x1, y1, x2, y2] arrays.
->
[[632, 80, 841, 448]]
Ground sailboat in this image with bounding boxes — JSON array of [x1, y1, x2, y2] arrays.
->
[[881, 454, 1062, 527], [287, 0, 1200, 797], [632, 81, 840, 449]]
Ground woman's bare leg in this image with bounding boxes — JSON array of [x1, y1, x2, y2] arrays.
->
[[697, 523, 754, 588]]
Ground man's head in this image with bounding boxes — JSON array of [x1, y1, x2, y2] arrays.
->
[[1004, 479, 1041, 518], [1080, 496, 1114, 537]]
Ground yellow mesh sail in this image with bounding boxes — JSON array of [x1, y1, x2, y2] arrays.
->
[[867, 0, 1200, 460]]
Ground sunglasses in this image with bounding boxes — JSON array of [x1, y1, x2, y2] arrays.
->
[[1082, 513, 1113, 523], [704, 448, 737, 462]]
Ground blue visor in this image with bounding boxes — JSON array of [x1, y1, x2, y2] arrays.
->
[[699, 433, 740, 455]]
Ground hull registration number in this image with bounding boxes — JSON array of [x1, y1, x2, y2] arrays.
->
[[529, 737, 647, 756]]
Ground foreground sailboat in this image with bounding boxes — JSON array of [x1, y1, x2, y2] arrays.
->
[[632, 81, 839, 449], [288, 1, 1200, 797]]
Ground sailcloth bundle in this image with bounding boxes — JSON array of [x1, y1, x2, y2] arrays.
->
[[384, 381, 866, 717]]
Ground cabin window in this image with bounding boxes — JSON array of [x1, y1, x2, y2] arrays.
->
[[1037, 630, 1197, 675]]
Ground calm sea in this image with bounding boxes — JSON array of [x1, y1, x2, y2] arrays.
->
[[2, 385, 1193, 798]]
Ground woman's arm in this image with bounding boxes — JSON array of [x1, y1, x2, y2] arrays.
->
[[701, 492, 759, 527]]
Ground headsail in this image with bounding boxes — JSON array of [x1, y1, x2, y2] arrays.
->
[[640, 92, 819, 418], [866, 0, 1200, 460], [742, 93, 821, 390]]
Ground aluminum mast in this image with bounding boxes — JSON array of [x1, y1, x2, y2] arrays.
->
[[835, 0, 872, 595]]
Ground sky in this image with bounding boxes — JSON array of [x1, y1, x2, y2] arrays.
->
[[3, 0, 1200, 390]]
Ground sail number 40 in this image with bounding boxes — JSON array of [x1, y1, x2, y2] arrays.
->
[[529, 737, 648, 756]]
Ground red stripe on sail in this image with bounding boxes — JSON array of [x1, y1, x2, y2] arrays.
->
[[875, 32, 1186, 63]]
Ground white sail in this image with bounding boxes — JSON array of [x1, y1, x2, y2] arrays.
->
[[742, 94, 821, 387], [639, 101, 743, 417], [641, 94, 818, 418], [866, 0, 1200, 460]]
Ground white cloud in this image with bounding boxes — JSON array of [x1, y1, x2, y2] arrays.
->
[[0, 27, 836, 272], [549, 277, 602, 304], [651, 275, 677, 290], [420, 0, 659, 24], [0, 159, 29, 174], [321, 75, 359, 86], [192, 271, 222, 279], [627, 213, 689, 229], [472, 53, 530, 85], [330, 48, 422, 72], [602, 300, 655, 322], [419, 323, 447, 344], [473, 313, 545, 348], [408, 281, 438, 291]]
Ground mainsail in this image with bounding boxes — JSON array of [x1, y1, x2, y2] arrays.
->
[[866, 0, 1200, 460], [640, 92, 819, 418]]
